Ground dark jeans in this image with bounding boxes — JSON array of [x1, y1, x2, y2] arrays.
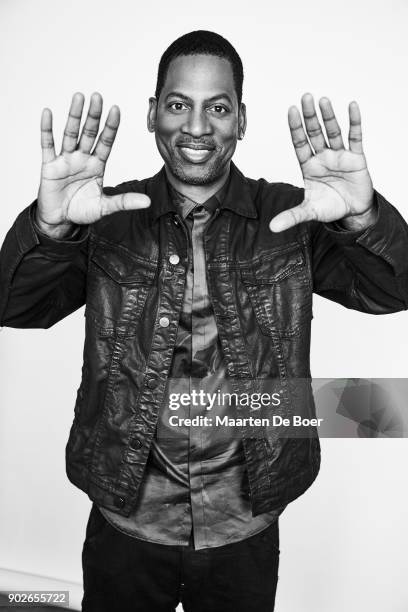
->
[[82, 504, 280, 612]]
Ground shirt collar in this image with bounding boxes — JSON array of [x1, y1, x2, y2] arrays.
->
[[145, 161, 258, 224], [168, 175, 229, 220]]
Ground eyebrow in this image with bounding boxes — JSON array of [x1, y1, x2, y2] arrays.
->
[[164, 91, 234, 105]]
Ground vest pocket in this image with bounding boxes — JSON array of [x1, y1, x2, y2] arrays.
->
[[240, 244, 312, 338], [86, 243, 157, 338]]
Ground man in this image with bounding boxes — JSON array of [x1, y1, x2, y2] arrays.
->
[[0, 30, 407, 612]]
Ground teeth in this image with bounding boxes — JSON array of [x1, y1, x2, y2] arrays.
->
[[180, 147, 212, 162]]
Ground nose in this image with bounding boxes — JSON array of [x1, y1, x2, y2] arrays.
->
[[181, 108, 212, 138]]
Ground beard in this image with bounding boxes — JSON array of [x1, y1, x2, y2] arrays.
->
[[156, 135, 235, 186], [165, 154, 228, 185]]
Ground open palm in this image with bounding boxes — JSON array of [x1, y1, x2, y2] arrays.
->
[[37, 92, 150, 232], [269, 94, 374, 232]]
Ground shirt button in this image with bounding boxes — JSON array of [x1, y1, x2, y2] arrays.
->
[[113, 495, 126, 509], [159, 316, 170, 327], [169, 254, 180, 265], [147, 378, 158, 390]]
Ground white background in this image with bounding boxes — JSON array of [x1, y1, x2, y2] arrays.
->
[[0, 0, 407, 610]]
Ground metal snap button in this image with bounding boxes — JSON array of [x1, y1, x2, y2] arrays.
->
[[169, 254, 180, 265], [159, 316, 170, 327], [129, 437, 142, 450]]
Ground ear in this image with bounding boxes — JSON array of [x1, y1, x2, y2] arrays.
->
[[147, 97, 157, 133], [238, 102, 247, 140]]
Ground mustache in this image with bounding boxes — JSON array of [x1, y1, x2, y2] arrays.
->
[[175, 138, 217, 149]]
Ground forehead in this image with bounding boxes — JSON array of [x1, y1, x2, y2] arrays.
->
[[161, 54, 236, 100]]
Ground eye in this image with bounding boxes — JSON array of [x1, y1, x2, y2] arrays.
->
[[169, 102, 188, 112], [208, 105, 228, 114]]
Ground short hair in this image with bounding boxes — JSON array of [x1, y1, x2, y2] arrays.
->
[[155, 30, 244, 105]]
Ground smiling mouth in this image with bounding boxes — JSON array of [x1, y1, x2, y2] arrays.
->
[[177, 144, 215, 164]]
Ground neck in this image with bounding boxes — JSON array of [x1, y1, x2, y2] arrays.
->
[[164, 164, 231, 204]]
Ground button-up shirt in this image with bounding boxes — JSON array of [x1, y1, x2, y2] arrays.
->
[[99, 176, 284, 549]]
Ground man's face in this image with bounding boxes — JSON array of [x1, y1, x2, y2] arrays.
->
[[148, 54, 246, 185]]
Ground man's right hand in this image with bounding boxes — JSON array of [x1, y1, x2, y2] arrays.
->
[[36, 92, 150, 239]]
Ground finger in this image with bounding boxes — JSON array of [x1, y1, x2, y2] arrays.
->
[[100, 192, 151, 217], [78, 92, 103, 153], [61, 92, 85, 153], [40, 108, 56, 163], [348, 101, 363, 153], [269, 202, 316, 233], [319, 97, 345, 150], [93, 105, 120, 163], [301, 93, 328, 153], [288, 106, 313, 167]]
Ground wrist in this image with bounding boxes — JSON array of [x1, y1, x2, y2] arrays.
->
[[339, 199, 378, 232], [34, 208, 75, 239]]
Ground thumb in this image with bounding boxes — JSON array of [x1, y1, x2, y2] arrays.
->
[[269, 201, 315, 233], [100, 192, 151, 217]]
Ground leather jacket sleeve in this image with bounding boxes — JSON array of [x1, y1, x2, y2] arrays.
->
[[0, 201, 89, 328], [1, 187, 407, 331], [310, 190, 408, 313]]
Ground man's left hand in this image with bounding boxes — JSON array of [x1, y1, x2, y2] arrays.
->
[[269, 93, 375, 233]]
